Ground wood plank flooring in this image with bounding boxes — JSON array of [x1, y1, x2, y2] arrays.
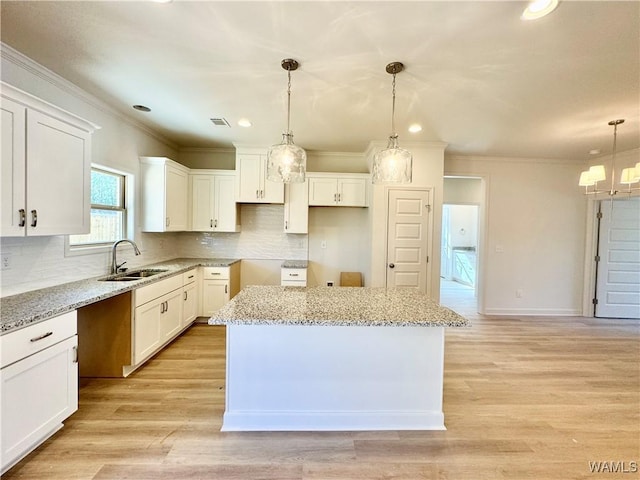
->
[[4, 313, 639, 480]]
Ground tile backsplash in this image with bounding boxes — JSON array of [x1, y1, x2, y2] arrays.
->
[[0, 204, 307, 297]]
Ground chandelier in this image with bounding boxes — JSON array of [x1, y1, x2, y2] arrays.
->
[[266, 59, 306, 183], [579, 119, 640, 196], [372, 62, 412, 184]]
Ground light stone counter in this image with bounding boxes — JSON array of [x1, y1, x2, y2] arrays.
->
[[1, 258, 239, 334], [208, 285, 468, 327]]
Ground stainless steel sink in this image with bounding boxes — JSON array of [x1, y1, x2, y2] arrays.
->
[[99, 269, 168, 282]]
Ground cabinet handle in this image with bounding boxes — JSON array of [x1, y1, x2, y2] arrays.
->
[[73, 346, 78, 363], [333, 193, 337, 202], [285, 220, 288, 230], [184, 291, 188, 301], [338, 193, 341, 202], [256, 189, 259, 199], [290, 273, 299, 277], [166, 217, 170, 227], [30, 209, 38, 227], [188, 275, 195, 280], [210, 219, 213, 228], [214, 219, 218, 228], [18, 209, 26, 227], [211, 272, 221, 276], [225, 285, 228, 294], [261, 190, 264, 198], [165, 301, 169, 312], [160, 302, 165, 314], [30, 331, 53, 342]]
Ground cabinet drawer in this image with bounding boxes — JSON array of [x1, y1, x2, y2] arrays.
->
[[1, 311, 77, 368], [135, 274, 183, 307], [202, 267, 230, 280], [281, 280, 307, 287], [281, 268, 307, 282], [182, 269, 197, 285]]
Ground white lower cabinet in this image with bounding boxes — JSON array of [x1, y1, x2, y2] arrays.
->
[[200, 263, 241, 316], [182, 269, 199, 326], [1, 311, 78, 475], [133, 275, 183, 366], [281, 267, 308, 286]]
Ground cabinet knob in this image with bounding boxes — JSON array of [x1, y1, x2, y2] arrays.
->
[[388, 263, 395, 269]]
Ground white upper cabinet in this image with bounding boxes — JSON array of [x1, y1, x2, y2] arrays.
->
[[1, 83, 97, 237], [235, 151, 284, 204], [140, 157, 189, 232], [190, 170, 239, 232], [284, 180, 308, 233], [307, 173, 369, 207]]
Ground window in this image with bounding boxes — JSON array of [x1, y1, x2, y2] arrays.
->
[[69, 168, 126, 248]]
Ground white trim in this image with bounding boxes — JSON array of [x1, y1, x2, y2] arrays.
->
[[483, 308, 583, 316]]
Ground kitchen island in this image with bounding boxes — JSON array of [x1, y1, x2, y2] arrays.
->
[[208, 286, 468, 431]]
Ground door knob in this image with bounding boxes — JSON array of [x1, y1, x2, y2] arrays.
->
[[388, 263, 395, 269]]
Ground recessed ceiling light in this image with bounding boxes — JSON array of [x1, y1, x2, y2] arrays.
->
[[150, 0, 173, 3], [408, 124, 422, 133], [238, 119, 252, 128], [521, 0, 559, 20], [589, 149, 601, 155], [133, 105, 151, 112]]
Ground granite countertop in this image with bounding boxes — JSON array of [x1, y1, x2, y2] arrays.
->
[[281, 260, 308, 269], [208, 285, 468, 327], [1, 258, 239, 335]]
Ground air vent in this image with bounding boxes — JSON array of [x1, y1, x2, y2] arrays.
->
[[210, 118, 231, 127]]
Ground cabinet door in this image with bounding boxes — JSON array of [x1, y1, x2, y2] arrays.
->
[[160, 290, 183, 341], [214, 174, 238, 231], [236, 154, 262, 202], [1, 336, 78, 474], [165, 164, 189, 231], [134, 301, 162, 364], [261, 158, 285, 204], [284, 180, 308, 233], [308, 177, 338, 206], [0, 97, 26, 237], [191, 174, 214, 231], [201, 280, 229, 316], [338, 178, 368, 207], [26, 110, 91, 236], [183, 282, 198, 326]]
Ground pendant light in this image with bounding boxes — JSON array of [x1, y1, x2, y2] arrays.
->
[[266, 58, 306, 183], [578, 119, 640, 196], [372, 61, 412, 184]]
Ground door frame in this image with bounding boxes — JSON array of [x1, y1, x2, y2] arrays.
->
[[384, 187, 435, 297]]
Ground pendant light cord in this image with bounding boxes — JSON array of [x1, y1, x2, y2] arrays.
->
[[391, 73, 397, 137], [286, 69, 292, 135]]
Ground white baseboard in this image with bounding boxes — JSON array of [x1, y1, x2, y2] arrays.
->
[[483, 308, 582, 316]]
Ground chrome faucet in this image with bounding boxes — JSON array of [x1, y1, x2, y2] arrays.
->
[[111, 239, 141, 274]]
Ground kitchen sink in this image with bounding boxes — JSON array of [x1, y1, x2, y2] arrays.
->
[[99, 269, 168, 282]]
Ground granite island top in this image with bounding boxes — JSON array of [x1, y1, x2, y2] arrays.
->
[[208, 285, 468, 327], [1, 258, 240, 335]]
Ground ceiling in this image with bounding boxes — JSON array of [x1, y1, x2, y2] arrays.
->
[[1, 1, 639, 160]]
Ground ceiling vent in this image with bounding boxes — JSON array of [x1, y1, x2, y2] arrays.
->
[[210, 118, 231, 127]]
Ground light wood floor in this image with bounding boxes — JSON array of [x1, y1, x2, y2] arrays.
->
[[4, 313, 639, 480]]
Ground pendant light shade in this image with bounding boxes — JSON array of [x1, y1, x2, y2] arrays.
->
[[266, 59, 306, 183], [578, 119, 639, 195], [372, 62, 412, 185]]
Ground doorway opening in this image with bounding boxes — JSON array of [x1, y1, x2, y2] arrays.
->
[[440, 177, 483, 314]]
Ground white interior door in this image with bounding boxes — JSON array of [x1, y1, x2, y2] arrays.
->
[[595, 197, 640, 319], [386, 189, 429, 292]]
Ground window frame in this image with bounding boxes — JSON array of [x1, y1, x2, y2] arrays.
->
[[65, 165, 134, 257]]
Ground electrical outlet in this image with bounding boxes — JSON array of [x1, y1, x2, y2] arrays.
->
[[1, 253, 11, 270], [516, 289, 523, 298], [320, 240, 327, 249], [326, 281, 334, 286]]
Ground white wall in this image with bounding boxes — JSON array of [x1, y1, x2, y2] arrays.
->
[[445, 154, 588, 315]]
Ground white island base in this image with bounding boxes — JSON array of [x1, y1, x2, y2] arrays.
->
[[223, 324, 446, 431]]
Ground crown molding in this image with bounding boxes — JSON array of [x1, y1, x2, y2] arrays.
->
[[0, 42, 178, 150]]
